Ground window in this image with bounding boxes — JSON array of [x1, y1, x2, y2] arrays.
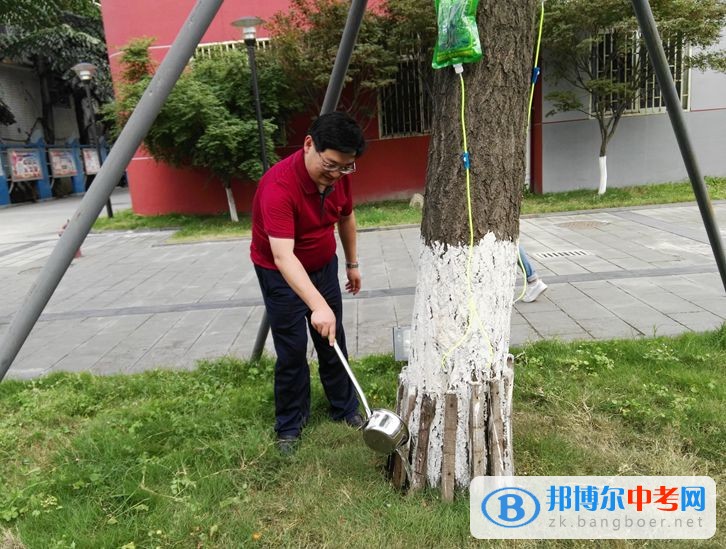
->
[[591, 31, 689, 115], [378, 54, 432, 137], [194, 38, 270, 60]]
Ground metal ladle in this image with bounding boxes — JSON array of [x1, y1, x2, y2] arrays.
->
[[333, 341, 410, 455]]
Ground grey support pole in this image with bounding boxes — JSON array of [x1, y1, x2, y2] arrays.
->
[[631, 0, 726, 292], [250, 0, 369, 361], [320, 0, 369, 115], [0, 0, 225, 382]]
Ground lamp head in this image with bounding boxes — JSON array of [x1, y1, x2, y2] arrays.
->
[[232, 16, 263, 44], [71, 62, 98, 82]]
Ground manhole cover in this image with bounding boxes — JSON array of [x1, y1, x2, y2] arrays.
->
[[556, 220, 610, 230], [532, 249, 591, 260]]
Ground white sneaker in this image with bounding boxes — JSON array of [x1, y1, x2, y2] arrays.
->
[[523, 279, 547, 302]]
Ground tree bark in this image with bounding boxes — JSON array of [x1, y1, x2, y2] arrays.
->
[[390, 0, 538, 495]]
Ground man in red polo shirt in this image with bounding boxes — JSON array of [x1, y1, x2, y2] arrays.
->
[[251, 112, 366, 454]]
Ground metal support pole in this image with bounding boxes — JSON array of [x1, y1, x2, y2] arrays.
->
[[631, 0, 726, 292], [250, 0, 369, 361], [84, 83, 113, 218], [0, 0, 225, 381], [321, 0, 369, 115]]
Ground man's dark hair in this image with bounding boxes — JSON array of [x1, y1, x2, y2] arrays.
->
[[308, 112, 366, 157]]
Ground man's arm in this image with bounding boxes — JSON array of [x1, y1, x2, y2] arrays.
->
[[338, 212, 361, 295], [269, 236, 337, 345]]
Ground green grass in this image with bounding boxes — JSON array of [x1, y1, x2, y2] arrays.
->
[[522, 175, 726, 215], [93, 177, 726, 242], [1, 326, 724, 548], [92, 211, 253, 242]]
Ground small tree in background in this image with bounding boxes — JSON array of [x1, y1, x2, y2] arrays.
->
[[544, 0, 726, 194], [107, 39, 300, 221], [269, 0, 412, 123]]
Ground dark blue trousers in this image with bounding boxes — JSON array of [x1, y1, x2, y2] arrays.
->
[[254, 255, 359, 438]]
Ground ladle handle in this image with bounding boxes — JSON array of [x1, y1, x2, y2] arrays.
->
[[333, 341, 373, 419]]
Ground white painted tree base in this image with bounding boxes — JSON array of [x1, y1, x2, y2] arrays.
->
[[598, 155, 608, 195], [395, 233, 517, 490], [225, 186, 239, 222]]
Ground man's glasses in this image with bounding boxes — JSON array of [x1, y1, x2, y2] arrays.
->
[[317, 151, 356, 175]]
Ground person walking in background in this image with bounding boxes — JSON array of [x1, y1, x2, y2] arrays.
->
[[250, 112, 366, 455], [519, 245, 548, 302]]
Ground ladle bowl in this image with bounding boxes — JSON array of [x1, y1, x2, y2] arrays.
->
[[334, 342, 409, 454]]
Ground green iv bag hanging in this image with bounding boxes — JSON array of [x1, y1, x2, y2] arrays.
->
[[432, 0, 482, 70]]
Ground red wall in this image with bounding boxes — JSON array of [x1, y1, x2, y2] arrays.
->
[[101, 0, 425, 214], [129, 134, 429, 216]]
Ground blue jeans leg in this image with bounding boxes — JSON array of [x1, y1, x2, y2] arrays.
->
[[307, 257, 359, 421], [255, 265, 311, 438], [518, 245, 537, 282], [255, 256, 359, 436]]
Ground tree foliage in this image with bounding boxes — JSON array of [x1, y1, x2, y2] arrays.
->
[[107, 39, 301, 186], [0, 0, 97, 32], [381, 0, 438, 56], [0, 0, 111, 141], [268, 0, 437, 120], [543, 0, 726, 156], [0, 5, 111, 99]]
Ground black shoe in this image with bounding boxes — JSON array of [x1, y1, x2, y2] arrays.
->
[[344, 412, 365, 430], [277, 435, 299, 456]]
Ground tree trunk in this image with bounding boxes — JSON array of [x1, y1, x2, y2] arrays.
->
[[390, 0, 538, 494], [224, 182, 239, 222], [36, 57, 55, 144], [598, 127, 609, 195]]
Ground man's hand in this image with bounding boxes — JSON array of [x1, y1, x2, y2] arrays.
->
[[345, 266, 361, 295], [311, 305, 337, 346]]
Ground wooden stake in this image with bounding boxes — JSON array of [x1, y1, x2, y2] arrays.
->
[[441, 392, 458, 502], [487, 375, 505, 476], [395, 381, 405, 415], [392, 387, 418, 489], [410, 393, 435, 492], [502, 354, 515, 475], [387, 383, 407, 480], [469, 381, 487, 479], [405, 388, 418, 425]]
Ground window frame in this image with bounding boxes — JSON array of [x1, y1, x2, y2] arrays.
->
[[589, 30, 691, 118], [377, 52, 433, 139]]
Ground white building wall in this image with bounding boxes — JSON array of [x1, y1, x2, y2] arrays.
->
[[0, 63, 79, 145], [53, 103, 80, 144], [0, 64, 42, 144], [541, 33, 726, 192]]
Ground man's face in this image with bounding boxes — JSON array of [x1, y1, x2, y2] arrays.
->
[[303, 136, 357, 190]]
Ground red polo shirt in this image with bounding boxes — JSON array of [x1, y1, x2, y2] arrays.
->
[[250, 149, 353, 273]]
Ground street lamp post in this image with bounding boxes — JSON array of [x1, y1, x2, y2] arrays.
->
[[232, 16, 269, 172], [72, 62, 113, 218], [232, 16, 270, 360]]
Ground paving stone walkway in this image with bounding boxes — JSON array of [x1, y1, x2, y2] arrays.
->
[[1, 189, 724, 379]]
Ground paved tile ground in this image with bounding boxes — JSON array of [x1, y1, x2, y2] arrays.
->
[[1, 189, 724, 379]]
